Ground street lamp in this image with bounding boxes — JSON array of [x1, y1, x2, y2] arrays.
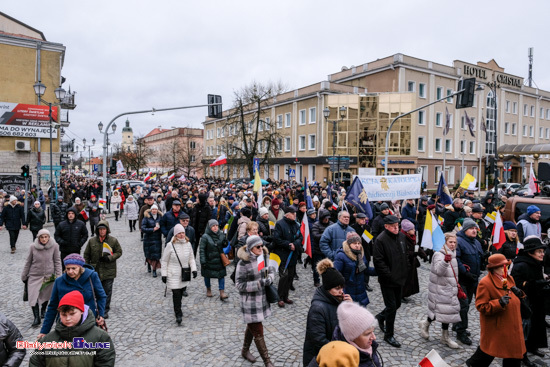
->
[[98, 120, 117, 188], [83, 138, 95, 175], [323, 106, 347, 185], [33, 80, 66, 200], [477, 80, 500, 188]]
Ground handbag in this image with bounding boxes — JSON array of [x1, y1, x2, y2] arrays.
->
[[23, 281, 28, 302], [520, 296, 533, 319], [220, 253, 231, 267], [172, 243, 191, 282], [265, 283, 279, 304], [89, 279, 108, 332]]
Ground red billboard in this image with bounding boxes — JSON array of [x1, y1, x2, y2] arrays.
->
[[0, 102, 59, 138]]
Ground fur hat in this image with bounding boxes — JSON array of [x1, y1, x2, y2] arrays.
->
[[316, 259, 345, 291], [337, 301, 376, 341], [37, 229, 50, 238], [346, 232, 361, 244]]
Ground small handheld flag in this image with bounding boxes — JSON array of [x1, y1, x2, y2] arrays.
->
[[301, 215, 312, 257], [257, 252, 265, 272], [362, 229, 373, 243], [269, 253, 281, 271], [418, 349, 450, 367], [80, 209, 89, 221], [492, 211, 505, 250], [102, 242, 113, 256]]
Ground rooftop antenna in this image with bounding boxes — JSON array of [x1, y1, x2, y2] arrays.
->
[[528, 47, 534, 88]]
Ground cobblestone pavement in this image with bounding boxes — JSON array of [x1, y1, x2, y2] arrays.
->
[[1, 214, 549, 366]]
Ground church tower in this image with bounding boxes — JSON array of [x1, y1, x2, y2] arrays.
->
[[121, 118, 134, 151]]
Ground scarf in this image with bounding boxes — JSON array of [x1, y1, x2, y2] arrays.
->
[[401, 229, 416, 244], [271, 207, 279, 219], [349, 340, 373, 357], [351, 248, 367, 273]]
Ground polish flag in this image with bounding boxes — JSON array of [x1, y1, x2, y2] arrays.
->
[[527, 163, 539, 195], [143, 172, 152, 182], [210, 154, 227, 167], [131, 171, 137, 177], [418, 349, 450, 367], [178, 174, 186, 181], [168, 173, 175, 180], [257, 252, 265, 272], [491, 211, 506, 250], [301, 215, 312, 257], [80, 209, 89, 221]]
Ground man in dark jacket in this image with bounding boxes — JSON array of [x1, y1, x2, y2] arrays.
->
[[454, 218, 484, 345], [256, 207, 273, 251], [400, 199, 418, 229], [311, 209, 333, 287], [442, 198, 465, 233], [352, 212, 373, 291], [160, 200, 184, 238], [54, 207, 89, 266], [273, 206, 303, 307], [303, 258, 349, 366], [51, 196, 68, 229], [0, 312, 26, 366], [319, 211, 354, 261], [193, 193, 212, 244], [370, 202, 390, 243], [0, 195, 27, 254], [417, 196, 429, 247], [372, 215, 408, 348]]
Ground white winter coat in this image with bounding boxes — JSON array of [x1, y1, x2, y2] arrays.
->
[[110, 192, 122, 212], [124, 198, 139, 220], [427, 245, 461, 324], [161, 238, 197, 290]]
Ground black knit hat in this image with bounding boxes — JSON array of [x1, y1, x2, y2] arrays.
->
[[316, 259, 345, 290]]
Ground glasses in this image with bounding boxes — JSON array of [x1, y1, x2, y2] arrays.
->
[[254, 245, 264, 249]]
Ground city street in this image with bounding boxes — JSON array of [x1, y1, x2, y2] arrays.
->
[[1, 212, 549, 366]]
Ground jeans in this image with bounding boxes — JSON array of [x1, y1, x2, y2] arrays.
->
[[454, 280, 478, 335], [204, 277, 225, 290], [101, 278, 114, 313], [8, 230, 20, 249], [278, 265, 296, 300], [466, 346, 521, 367], [378, 286, 402, 337]]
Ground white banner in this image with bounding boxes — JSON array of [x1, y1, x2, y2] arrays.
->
[[116, 160, 125, 174], [356, 174, 421, 201]]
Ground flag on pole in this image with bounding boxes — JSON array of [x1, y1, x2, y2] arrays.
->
[[421, 213, 445, 252], [160, 172, 168, 179], [464, 111, 475, 137], [327, 185, 338, 210], [443, 107, 451, 136], [436, 173, 453, 205], [178, 174, 186, 181], [301, 215, 312, 257], [210, 154, 227, 167], [131, 171, 137, 177], [345, 176, 373, 220], [253, 168, 263, 202], [460, 173, 476, 190], [418, 349, 450, 367], [102, 242, 114, 256], [168, 173, 175, 180], [492, 211, 506, 250], [257, 252, 265, 271], [150, 174, 157, 180], [143, 172, 152, 182], [437, 215, 444, 225], [480, 117, 487, 133], [269, 252, 281, 271], [484, 211, 497, 224], [304, 178, 314, 210], [528, 163, 539, 195]]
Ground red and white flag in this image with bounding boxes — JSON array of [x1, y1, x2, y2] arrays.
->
[[210, 154, 227, 167], [301, 215, 312, 258], [491, 211, 506, 250], [168, 173, 175, 180], [418, 349, 450, 367], [527, 163, 539, 195], [178, 174, 186, 181], [143, 172, 152, 182], [257, 252, 265, 272], [80, 209, 89, 221], [131, 171, 137, 177]]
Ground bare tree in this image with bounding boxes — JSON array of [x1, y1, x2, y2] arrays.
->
[[178, 135, 203, 178], [156, 140, 179, 173], [222, 81, 287, 178], [114, 135, 153, 174]]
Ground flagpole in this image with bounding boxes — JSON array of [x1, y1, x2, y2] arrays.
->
[[461, 130, 465, 183], [478, 151, 482, 198]]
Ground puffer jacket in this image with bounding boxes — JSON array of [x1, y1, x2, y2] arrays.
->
[[235, 246, 274, 324], [199, 227, 227, 279], [30, 308, 115, 367], [312, 210, 333, 256], [124, 197, 140, 220], [53, 207, 89, 255], [302, 286, 342, 366], [427, 245, 461, 324], [256, 215, 273, 247], [517, 212, 542, 242], [51, 199, 68, 224], [0, 312, 26, 367], [83, 220, 123, 281], [160, 209, 185, 237], [27, 207, 46, 231], [110, 192, 122, 211], [161, 237, 197, 290], [0, 202, 25, 230], [319, 220, 355, 260], [141, 209, 163, 260], [456, 230, 483, 280]]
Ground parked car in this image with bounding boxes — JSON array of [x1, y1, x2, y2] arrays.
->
[[513, 183, 531, 196]]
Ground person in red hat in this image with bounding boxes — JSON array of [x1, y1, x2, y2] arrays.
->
[[30, 290, 115, 366]]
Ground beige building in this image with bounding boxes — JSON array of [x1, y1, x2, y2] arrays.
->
[[203, 53, 550, 189], [0, 11, 76, 187], [120, 118, 134, 152]]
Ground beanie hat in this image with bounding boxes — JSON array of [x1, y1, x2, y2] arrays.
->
[[316, 259, 345, 290], [527, 205, 541, 216], [346, 232, 361, 244], [271, 197, 281, 206], [462, 218, 479, 232], [307, 208, 316, 216], [150, 204, 159, 210], [207, 219, 219, 228], [299, 201, 306, 208], [259, 207, 269, 217], [58, 290, 85, 312], [9, 195, 17, 202], [37, 229, 50, 238], [503, 221, 517, 231], [316, 340, 360, 367], [401, 219, 415, 232], [63, 253, 85, 267], [380, 203, 389, 211], [173, 224, 186, 237], [427, 204, 436, 211], [337, 301, 376, 341], [246, 235, 263, 251], [34, 200, 41, 206]]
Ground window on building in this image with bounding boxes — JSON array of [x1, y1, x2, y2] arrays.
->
[[485, 91, 497, 155], [445, 139, 452, 153], [530, 126, 534, 137], [472, 166, 478, 181], [285, 137, 291, 152], [285, 113, 291, 128], [190, 141, 196, 149], [547, 109, 550, 120], [461, 116, 465, 130], [309, 107, 316, 124], [446, 88, 453, 103], [258, 120, 264, 132], [435, 138, 441, 152], [309, 165, 316, 181], [418, 110, 425, 125], [504, 122, 509, 135], [506, 100, 510, 113], [436, 87, 443, 100], [299, 110, 306, 125], [469, 141, 475, 154], [434, 165, 442, 183], [277, 114, 283, 129], [540, 127, 544, 139], [309, 134, 316, 150], [265, 117, 270, 129], [460, 140, 465, 154], [531, 106, 535, 117], [524, 104, 528, 116], [299, 135, 306, 151], [418, 136, 425, 152], [523, 125, 527, 136], [216, 128, 220, 138], [512, 123, 517, 135], [276, 137, 282, 152], [408, 81, 416, 92], [435, 112, 442, 127], [547, 128, 550, 140], [191, 155, 196, 163], [419, 83, 426, 98], [512, 102, 518, 114], [541, 107, 545, 119]]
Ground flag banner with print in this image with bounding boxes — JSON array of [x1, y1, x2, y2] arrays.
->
[[356, 174, 421, 202], [116, 160, 125, 174], [345, 176, 373, 220]]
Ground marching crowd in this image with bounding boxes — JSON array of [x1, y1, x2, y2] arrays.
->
[[0, 175, 549, 366]]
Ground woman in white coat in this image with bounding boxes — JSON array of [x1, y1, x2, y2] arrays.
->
[[110, 190, 122, 221], [419, 232, 461, 349], [161, 224, 197, 325], [124, 195, 140, 232]]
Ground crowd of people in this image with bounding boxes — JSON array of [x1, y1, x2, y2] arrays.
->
[[1, 174, 550, 366]]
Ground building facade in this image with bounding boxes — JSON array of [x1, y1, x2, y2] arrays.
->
[[203, 53, 550, 189], [121, 118, 134, 152]]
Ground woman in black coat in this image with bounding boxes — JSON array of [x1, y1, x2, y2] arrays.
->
[[27, 201, 46, 240], [511, 236, 549, 357], [141, 206, 163, 277]]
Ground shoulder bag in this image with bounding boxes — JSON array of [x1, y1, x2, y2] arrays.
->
[[444, 251, 467, 300], [89, 278, 108, 332], [172, 243, 191, 282]]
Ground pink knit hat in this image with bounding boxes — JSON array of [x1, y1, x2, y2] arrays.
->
[[337, 302, 376, 342]]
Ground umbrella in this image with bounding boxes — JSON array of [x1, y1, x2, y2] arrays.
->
[[250, 179, 269, 185]]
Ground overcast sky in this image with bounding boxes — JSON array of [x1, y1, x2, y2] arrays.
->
[[3, 0, 550, 157]]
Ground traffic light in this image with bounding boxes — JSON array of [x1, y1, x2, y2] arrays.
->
[[20, 165, 29, 178], [285, 168, 290, 176], [456, 78, 476, 109], [110, 166, 116, 175], [207, 94, 222, 118]]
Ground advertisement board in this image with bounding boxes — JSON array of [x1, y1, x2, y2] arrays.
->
[[0, 102, 58, 138], [0, 175, 31, 194]]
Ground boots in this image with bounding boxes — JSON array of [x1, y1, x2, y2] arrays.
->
[[241, 327, 257, 363], [41, 302, 48, 319], [152, 270, 157, 278], [254, 336, 274, 367], [220, 290, 229, 301], [419, 319, 430, 340], [206, 287, 212, 297], [441, 329, 460, 349], [147, 263, 152, 273], [31, 305, 41, 327]]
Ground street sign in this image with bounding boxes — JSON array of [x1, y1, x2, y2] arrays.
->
[[93, 164, 98, 172], [381, 159, 386, 167], [41, 165, 63, 171], [327, 157, 350, 171], [289, 169, 296, 177]]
